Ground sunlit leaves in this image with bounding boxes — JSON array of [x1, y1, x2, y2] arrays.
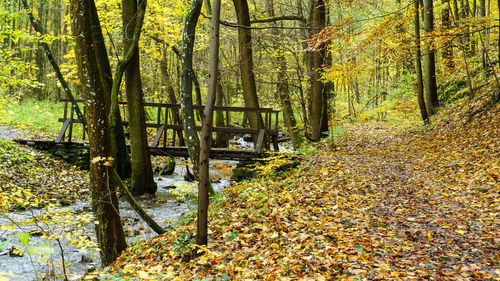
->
[[0, 138, 89, 211], [90, 105, 499, 279]]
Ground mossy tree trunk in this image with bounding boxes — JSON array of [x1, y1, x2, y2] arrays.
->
[[86, 0, 131, 179], [70, 0, 126, 266], [181, 0, 203, 179], [122, 0, 156, 195]]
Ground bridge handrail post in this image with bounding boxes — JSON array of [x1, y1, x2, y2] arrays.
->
[[68, 103, 74, 142]]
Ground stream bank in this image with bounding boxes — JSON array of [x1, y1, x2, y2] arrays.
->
[[0, 146, 235, 281]]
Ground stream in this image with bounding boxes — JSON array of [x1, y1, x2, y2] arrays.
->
[[0, 156, 236, 281]]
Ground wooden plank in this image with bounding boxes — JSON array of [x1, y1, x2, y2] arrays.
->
[[255, 129, 266, 153], [56, 119, 71, 142], [151, 125, 165, 147], [149, 146, 266, 160], [68, 105, 74, 142]]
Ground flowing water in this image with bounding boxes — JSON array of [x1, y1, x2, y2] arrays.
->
[[0, 129, 290, 281], [0, 157, 236, 281]]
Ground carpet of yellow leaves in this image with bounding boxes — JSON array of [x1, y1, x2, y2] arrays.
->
[[0, 138, 89, 211], [101, 105, 498, 280]]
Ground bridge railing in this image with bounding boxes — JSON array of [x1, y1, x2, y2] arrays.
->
[[57, 99, 280, 153]]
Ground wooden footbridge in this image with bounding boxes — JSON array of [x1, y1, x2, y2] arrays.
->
[[15, 100, 280, 160]]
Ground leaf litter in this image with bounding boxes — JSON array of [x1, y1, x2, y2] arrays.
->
[[0, 137, 89, 211], [91, 106, 499, 280]]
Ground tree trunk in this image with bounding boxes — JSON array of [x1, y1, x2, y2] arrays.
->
[[453, 0, 460, 20], [86, 0, 131, 179], [265, 0, 302, 149], [307, 0, 327, 141], [122, 0, 156, 195], [34, 0, 45, 100], [198, 0, 221, 246], [160, 55, 185, 146], [214, 80, 228, 147], [442, 0, 454, 69], [423, 0, 439, 114], [181, 0, 203, 179], [479, 0, 487, 67], [415, 0, 429, 124], [70, 0, 126, 266], [233, 0, 265, 134]]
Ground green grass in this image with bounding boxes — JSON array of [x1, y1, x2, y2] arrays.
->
[[0, 98, 66, 137]]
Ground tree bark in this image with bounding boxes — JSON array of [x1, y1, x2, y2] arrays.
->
[[214, 80, 228, 147], [159, 55, 185, 146], [86, 0, 131, 179], [415, 0, 429, 124], [479, 0, 487, 67], [70, 0, 126, 266], [122, 0, 156, 195], [453, 0, 459, 20], [233, 0, 265, 134], [265, 0, 302, 149], [307, 0, 327, 141], [181, 0, 203, 179], [442, 0, 454, 69], [198, 0, 221, 246], [423, 0, 439, 114]]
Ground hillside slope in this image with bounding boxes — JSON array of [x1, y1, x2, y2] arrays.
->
[[92, 103, 499, 280]]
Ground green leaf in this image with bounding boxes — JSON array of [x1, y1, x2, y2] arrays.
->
[[25, 245, 55, 255], [14, 233, 30, 246]]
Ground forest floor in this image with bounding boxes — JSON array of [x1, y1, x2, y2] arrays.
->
[[0, 125, 89, 211], [94, 103, 499, 280]]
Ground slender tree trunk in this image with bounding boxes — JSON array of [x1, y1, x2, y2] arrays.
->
[[479, 0, 487, 67], [498, 0, 500, 62], [233, 0, 265, 133], [442, 0, 454, 69], [181, 0, 203, 179], [214, 80, 228, 147], [70, 0, 126, 266], [122, 0, 156, 195], [453, 0, 460, 20], [160, 55, 185, 146], [34, 0, 45, 100], [423, 0, 439, 114], [198, 0, 221, 246], [307, 0, 327, 141], [415, 0, 429, 124], [265, 0, 301, 149]]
